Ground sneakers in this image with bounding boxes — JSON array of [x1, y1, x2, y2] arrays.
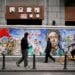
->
[[24, 66, 30, 69], [16, 62, 20, 67]]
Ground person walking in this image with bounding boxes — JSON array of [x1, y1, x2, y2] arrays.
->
[[16, 32, 29, 67], [70, 45, 75, 58], [45, 38, 55, 63]]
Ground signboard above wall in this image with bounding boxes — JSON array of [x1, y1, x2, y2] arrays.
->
[[65, 7, 75, 21], [5, 6, 44, 20]]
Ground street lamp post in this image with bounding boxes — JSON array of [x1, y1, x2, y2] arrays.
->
[[1, 51, 6, 70], [64, 51, 67, 70], [33, 54, 36, 69]]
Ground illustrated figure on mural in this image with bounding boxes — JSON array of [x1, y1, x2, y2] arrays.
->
[[6, 37, 15, 55], [27, 31, 44, 56], [32, 39, 43, 55]]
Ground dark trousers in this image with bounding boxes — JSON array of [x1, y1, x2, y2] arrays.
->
[[71, 50, 75, 58], [18, 50, 28, 67], [45, 53, 55, 62]]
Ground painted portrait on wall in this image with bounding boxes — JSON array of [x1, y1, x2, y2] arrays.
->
[[47, 30, 64, 56]]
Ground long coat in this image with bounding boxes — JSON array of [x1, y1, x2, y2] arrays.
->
[[45, 39, 52, 53], [21, 37, 28, 54]]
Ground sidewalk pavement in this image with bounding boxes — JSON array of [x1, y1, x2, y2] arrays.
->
[[0, 60, 75, 72]]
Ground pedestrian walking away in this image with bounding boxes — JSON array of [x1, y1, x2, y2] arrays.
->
[[45, 38, 55, 63]]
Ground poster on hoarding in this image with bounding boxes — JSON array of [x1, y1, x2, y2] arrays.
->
[[0, 28, 75, 56]]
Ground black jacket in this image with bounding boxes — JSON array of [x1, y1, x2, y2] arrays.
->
[[45, 39, 52, 53], [21, 37, 28, 51]]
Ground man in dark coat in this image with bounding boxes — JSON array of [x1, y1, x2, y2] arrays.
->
[[71, 49, 75, 58], [70, 44, 75, 58], [45, 38, 55, 63], [16, 32, 29, 67]]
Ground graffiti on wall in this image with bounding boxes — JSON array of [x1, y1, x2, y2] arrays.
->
[[0, 28, 75, 56]]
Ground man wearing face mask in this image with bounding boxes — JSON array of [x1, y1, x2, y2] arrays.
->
[[16, 32, 29, 67]]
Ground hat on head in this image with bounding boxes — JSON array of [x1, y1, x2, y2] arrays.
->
[[24, 32, 29, 37]]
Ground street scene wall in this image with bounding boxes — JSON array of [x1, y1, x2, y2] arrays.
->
[[0, 28, 75, 56]]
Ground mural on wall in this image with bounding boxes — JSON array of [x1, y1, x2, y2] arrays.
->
[[0, 28, 47, 56], [0, 28, 75, 56]]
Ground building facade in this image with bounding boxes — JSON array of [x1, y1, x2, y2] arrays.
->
[[0, 0, 65, 25]]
